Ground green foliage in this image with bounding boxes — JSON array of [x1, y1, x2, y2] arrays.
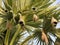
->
[[0, 0, 60, 45]]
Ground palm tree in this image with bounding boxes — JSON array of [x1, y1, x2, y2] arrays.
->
[[0, 0, 60, 45]]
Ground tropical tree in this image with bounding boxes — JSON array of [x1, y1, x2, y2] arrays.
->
[[0, 0, 60, 45]]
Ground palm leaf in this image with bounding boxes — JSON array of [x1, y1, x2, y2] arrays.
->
[[2, 0, 12, 11], [0, 0, 60, 45]]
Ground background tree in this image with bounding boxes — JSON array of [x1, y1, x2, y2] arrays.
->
[[0, 0, 60, 45]]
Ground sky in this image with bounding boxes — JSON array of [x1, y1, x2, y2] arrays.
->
[[51, 0, 60, 29]]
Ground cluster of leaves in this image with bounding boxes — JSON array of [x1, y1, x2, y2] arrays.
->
[[0, 0, 60, 45]]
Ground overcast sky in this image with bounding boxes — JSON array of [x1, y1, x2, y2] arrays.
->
[[51, 0, 60, 29]]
